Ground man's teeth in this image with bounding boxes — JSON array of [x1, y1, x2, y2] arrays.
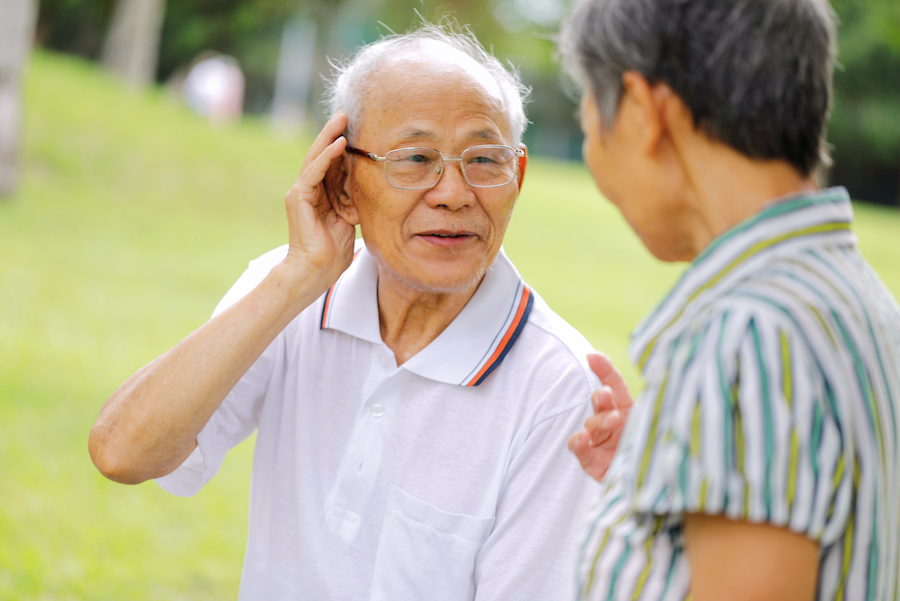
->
[[433, 233, 460, 237]]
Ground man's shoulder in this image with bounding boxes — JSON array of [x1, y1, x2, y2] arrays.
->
[[500, 288, 599, 393], [525, 290, 594, 356], [213, 244, 290, 317]]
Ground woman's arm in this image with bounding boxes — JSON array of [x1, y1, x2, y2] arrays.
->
[[684, 513, 819, 601]]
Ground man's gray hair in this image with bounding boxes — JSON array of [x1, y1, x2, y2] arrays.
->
[[324, 22, 530, 145], [560, 0, 837, 176]]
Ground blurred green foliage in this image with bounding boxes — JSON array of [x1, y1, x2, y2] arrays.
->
[[157, 0, 297, 112], [34, 0, 899, 203], [33, 0, 581, 154], [828, 0, 900, 205]]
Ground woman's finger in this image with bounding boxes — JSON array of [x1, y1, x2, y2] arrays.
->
[[587, 353, 634, 408], [585, 409, 622, 446], [592, 385, 617, 413]]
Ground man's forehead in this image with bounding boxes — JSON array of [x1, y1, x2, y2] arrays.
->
[[355, 42, 512, 145], [379, 40, 504, 103]]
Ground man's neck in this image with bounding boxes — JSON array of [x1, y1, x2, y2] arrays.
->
[[376, 272, 481, 366]]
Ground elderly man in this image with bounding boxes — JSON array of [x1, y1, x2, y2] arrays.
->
[[562, 1, 900, 600], [89, 25, 617, 600]]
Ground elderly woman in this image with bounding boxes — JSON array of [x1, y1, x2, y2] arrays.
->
[[562, 1, 900, 600]]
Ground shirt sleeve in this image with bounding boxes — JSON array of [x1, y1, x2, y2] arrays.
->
[[473, 375, 600, 601], [154, 246, 289, 497], [629, 303, 855, 545]]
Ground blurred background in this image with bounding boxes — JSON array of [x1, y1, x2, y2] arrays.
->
[[14, 0, 899, 203], [0, 0, 898, 598]]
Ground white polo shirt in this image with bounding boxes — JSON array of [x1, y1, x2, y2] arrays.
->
[[157, 242, 599, 601]]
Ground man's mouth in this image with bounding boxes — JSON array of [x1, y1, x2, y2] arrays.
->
[[419, 229, 477, 238], [417, 230, 479, 246]]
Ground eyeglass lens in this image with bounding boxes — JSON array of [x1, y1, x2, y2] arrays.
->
[[384, 146, 518, 189]]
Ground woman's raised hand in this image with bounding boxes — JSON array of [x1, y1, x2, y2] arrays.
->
[[568, 352, 635, 481]]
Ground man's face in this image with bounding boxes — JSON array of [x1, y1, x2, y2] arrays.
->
[[344, 46, 525, 295]]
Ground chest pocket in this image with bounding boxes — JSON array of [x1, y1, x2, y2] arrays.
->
[[370, 486, 495, 601]]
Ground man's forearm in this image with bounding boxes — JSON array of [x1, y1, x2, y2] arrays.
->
[[88, 261, 325, 484]]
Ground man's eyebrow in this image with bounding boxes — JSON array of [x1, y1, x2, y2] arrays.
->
[[393, 127, 503, 146], [470, 129, 500, 140], [396, 129, 434, 143]]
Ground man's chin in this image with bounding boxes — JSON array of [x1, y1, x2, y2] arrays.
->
[[396, 264, 489, 296]]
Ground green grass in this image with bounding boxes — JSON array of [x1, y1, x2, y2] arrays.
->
[[2, 51, 899, 599]]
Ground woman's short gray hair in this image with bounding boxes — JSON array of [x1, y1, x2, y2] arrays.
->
[[560, 0, 837, 177], [324, 22, 530, 145]]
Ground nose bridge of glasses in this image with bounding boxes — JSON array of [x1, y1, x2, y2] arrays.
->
[[433, 155, 467, 188]]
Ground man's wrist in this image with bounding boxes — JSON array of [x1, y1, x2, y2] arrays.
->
[[266, 258, 336, 318]]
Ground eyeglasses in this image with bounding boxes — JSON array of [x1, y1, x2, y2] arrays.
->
[[346, 145, 524, 190]]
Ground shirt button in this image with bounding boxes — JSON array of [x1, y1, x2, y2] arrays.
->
[[370, 404, 385, 418], [379, 354, 391, 368]]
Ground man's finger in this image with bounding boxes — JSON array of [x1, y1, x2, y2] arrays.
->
[[300, 111, 349, 174], [587, 352, 634, 408], [295, 136, 348, 197]]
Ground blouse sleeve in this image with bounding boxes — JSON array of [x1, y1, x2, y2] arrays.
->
[[629, 302, 855, 546]]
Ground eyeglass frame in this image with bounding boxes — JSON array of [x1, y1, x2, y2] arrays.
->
[[345, 144, 525, 190]]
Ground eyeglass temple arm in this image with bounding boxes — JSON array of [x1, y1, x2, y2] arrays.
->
[[345, 146, 385, 162]]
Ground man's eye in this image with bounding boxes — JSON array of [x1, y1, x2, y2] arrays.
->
[[468, 155, 496, 164], [405, 154, 430, 163]]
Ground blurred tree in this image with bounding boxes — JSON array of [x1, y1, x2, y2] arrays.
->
[[829, 0, 900, 205], [36, 0, 115, 59], [158, 0, 300, 112], [30, 0, 900, 202], [0, 0, 39, 198], [102, 0, 167, 87]]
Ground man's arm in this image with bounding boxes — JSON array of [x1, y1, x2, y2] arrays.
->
[[475, 401, 599, 600], [684, 513, 819, 601], [88, 112, 355, 485]]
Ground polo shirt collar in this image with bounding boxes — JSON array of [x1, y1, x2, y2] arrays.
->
[[320, 244, 534, 387], [629, 187, 855, 371]]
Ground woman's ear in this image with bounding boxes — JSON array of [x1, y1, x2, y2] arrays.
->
[[620, 71, 665, 157], [325, 154, 359, 225]]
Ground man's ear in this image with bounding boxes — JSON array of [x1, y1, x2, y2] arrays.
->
[[516, 143, 528, 192], [325, 153, 359, 225]]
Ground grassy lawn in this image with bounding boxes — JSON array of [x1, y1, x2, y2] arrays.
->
[[1, 52, 898, 599]]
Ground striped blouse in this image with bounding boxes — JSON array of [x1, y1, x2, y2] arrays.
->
[[576, 188, 900, 601]]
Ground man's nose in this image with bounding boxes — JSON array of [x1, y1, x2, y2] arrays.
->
[[424, 160, 477, 210]]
